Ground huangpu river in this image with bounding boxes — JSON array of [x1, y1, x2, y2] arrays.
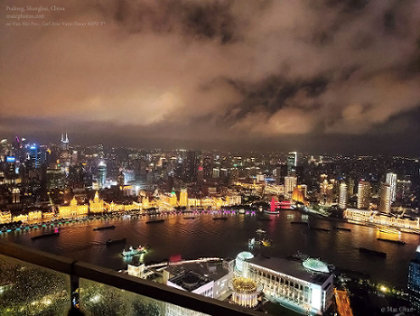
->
[[3, 211, 419, 288]]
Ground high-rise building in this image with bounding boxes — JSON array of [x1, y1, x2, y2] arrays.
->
[[97, 161, 107, 189], [185, 150, 199, 182], [385, 172, 397, 202], [287, 152, 297, 176], [357, 181, 371, 210], [379, 183, 392, 213], [212, 168, 220, 179], [284, 176, 297, 200], [338, 182, 348, 210], [60, 132, 69, 151], [408, 245, 420, 308], [396, 179, 412, 201], [27, 144, 41, 168]]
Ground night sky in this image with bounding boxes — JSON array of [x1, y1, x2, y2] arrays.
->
[[1, 0, 420, 154]]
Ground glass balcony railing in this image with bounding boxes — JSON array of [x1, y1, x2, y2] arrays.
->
[[0, 254, 70, 315], [0, 241, 260, 316]]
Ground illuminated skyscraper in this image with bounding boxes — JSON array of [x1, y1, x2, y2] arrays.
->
[[284, 176, 297, 200], [97, 161, 107, 189], [27, 144, 41, 168], [385, 172, 397, 202], [287, 152, 297, 176], [60, 132, 69, 151], [379, 183, 392, 213], [357, 181, 371, 210], [397, 179, 412, 201], [338, 182, 348, 210], [185, 150, 199, 182]]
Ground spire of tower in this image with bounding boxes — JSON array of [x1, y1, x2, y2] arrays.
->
[[64, 131, 69, 144], [61, 133, 64, 143]]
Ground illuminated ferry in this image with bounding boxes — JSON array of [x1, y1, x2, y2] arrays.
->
[[268, 198, 296, 213], [122, 245, 147, 257], [378, 227, 401, 235]]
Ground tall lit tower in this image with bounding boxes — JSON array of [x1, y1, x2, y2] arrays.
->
[[338, 182, 348, 210], [379, 183, 392, 213], [385, 172, 397, 202], [287, 152, 297, 176], [357, 181, 371, 210], [27, 144, 41, 168], [97, 161, 107, 189], [60, 132, 69, 151], [284, 176, 297, 200]]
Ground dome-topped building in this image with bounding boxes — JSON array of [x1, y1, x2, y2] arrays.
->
[[302, 258, 330, 273]]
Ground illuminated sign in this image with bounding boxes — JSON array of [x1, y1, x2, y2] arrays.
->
[[6, 156, 16, 163]]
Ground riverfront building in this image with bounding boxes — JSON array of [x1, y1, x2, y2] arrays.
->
[[235, 252, 334, 315], [344, 208, 420, 230]]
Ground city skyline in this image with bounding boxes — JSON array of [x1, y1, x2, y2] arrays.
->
[[1, 0, 420, 153], [1, 1, 420, 314]]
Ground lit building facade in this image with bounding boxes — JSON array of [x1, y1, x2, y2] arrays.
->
[[357, 181, 371, 210], [97, 161, 107, 189], [90, 191, 105, 214], [284, 176, 297, 200], [287, 152, 297, 176], [231, 277, 259, 308], [385, 172, 397, 202], [338, 182, 348, 210], [235, 252, 334, 315], [58, 197, 89, 219], [344, 208, 420, 230], [379, 183, 392, 214], [0, 211, 12, 224], [179, 189, 188, 207], [292, 186, 305, 203]]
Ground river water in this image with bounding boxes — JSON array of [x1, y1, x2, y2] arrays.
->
[[3, 211, 419, 288]]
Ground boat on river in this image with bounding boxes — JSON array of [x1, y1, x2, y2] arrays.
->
[[122, 245, 147, 257]]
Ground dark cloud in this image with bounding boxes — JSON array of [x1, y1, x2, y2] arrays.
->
[[1, 0, 420, 153]]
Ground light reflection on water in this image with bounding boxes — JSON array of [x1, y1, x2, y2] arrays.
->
[[5, 211, 420, 288]]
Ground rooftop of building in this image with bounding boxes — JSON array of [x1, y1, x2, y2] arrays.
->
[[248, 256, 331, 286], [166, 259, 231, 292], [168, 270, 211, 292]]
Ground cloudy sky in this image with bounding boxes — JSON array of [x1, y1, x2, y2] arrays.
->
[[1, 0, 420, 153]]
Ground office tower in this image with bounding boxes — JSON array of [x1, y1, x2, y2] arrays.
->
[[397, 179, 412, 201], [408, 246, 420, 308], [197, 166, 204, 183], [97, 160, 107, 189], [357, 181, 371, 210], [212, 168, 220, 178], [12, 187, 20, 204], [379, 183, 392, 213], [347, 178, 355, 196], [185, 150, 199, 182], [27, 144, 41, 168], [284, 176, 297, 200], [202, 156, 212, 180], [385, 172, 397, 202], [287, 152, 297, 176], [46, 166, 66, 190], [338, 182, 348, 210]]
